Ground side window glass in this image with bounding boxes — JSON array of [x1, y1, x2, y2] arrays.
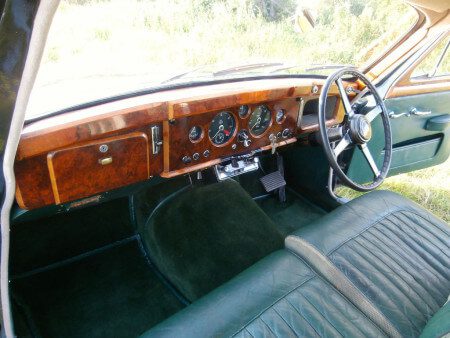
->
[[412, 34, 449, 79]]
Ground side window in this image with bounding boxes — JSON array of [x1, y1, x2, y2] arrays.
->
[[411, 34, 449, 79]]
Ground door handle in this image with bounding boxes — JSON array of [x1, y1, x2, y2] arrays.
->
[[389, 107, 432, 119], [409, 107, 431, 116]]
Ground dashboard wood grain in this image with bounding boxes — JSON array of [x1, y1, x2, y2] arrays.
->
[[15, 78, 353, 209]]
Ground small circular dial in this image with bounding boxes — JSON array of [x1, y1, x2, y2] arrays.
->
[[249, 105, 272, 136], [276, 109, 286, 123], [238, 105, 250, 118], [208, 111, 236, 146], [189, 126, 203, 142]]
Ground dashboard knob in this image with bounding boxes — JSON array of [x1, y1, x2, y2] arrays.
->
[[182, 155, 192, 164], [282, 128, 291, 139], [243, 139, 251, 147]]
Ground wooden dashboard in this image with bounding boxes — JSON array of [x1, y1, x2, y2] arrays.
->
[[15, 78, 354, 210]]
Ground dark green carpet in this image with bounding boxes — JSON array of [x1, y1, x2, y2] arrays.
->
[[141, 179, 284, 301], [11, 198, 134, 275], [256, 189, 326, 236], [12, 241, 184, 338]]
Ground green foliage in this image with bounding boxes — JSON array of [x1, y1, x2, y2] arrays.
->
[[413, 36, 450, 77], [28, 0, 417, 117], [337, 159, 450, 222]]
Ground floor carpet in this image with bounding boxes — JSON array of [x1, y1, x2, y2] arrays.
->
[[256, 189, 326, 236], [12, 240, 184, 338], [140, 179, 284, 301]]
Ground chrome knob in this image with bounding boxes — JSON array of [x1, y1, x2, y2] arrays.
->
[[238, 130, 252, 148]]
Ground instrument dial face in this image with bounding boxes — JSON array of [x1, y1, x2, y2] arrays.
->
[[249, 105, 272, 136], [276, 109, 286, 123], [238, 105, 250, 118], [208, 111, 236, 146], [189, 126, 203, 142]]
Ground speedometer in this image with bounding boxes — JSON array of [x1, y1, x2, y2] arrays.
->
[[249, 105, 272, 136], [208, 111, 236, 146]]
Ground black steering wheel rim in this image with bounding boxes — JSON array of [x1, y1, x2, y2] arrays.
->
[[318, 67, 392, 192]]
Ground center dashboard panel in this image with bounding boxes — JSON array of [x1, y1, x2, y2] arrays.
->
[[164, 98, 299, 174]]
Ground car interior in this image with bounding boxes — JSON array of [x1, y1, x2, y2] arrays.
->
[[1, 0, 449, 338]]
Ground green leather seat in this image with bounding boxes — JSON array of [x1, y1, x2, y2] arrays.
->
[[141, 191, 450, 337], [287, 191, 450, 337]]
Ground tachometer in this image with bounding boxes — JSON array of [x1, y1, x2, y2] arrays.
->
[[208, 111, 236, 146], [249, 105, 271, 136]]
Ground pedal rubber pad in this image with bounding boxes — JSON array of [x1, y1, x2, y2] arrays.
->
[[260, 171, 286, 193]]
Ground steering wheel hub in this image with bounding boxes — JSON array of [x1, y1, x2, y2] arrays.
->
[[349, 114, 372, 144]]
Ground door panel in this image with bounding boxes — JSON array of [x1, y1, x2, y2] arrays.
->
[[347, 91, 450, 183], [346, 32, 450, 183], [384, 91, 449, 174]]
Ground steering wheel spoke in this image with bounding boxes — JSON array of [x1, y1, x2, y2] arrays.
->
[[365, 105, 382, 123], [333, 132, 352, 157], [336, 78, 354, 117], [359, 143, 380, 177]]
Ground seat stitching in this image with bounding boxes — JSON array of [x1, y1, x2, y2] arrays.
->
[[370, 225, 447, 300], [271, 306, 301, 336], [302, 279, 375, 337], [391, 213, 450, 260], [230, 274, 316, 337], [364, 229, 443, 307], [244, 327, 255, 338], [258, 316, 279, 337], [322, 208, 448, 256], [382, 217, 448, 274], [399, 210, 450, 242], [354, 236, 435, 313], [394, 212, 450, 255], [378, 219, 447, 279], [383, 217, 450, 276], [342, 240, 421, 332], [284, 294, 322, 337], [298, 291, 344, 337]]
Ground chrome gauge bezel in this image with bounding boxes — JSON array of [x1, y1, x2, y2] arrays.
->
[[208, 111, 237, 147], [248, 104, 272, 137], [188, 125, 204, 143], [238, 105, 250, 119]]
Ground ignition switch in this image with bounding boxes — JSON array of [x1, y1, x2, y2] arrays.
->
[[238, 130, 251, 147]]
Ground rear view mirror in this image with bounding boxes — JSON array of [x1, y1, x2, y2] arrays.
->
[[295, 8, 315, 33]]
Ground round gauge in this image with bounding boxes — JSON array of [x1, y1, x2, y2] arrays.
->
[[249, 105, 272, 136], [189, 126, 203, 143], [208, 111, 236, 146], [276, 109, 286, 124], [238, 105, 250, 118]]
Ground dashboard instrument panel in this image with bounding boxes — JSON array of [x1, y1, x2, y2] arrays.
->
[[164, 98, 300, 173], [15, 78, 353, 209]]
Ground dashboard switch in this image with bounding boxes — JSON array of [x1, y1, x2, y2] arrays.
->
[[203, 150, 210, 158], [193, 153, 200, 161], [282, 128, 291, 139], [182, 156, 192, 164], [238, 130, 251, 148]]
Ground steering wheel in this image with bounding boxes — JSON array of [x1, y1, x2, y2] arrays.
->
[[318, 68, 392, 192]]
